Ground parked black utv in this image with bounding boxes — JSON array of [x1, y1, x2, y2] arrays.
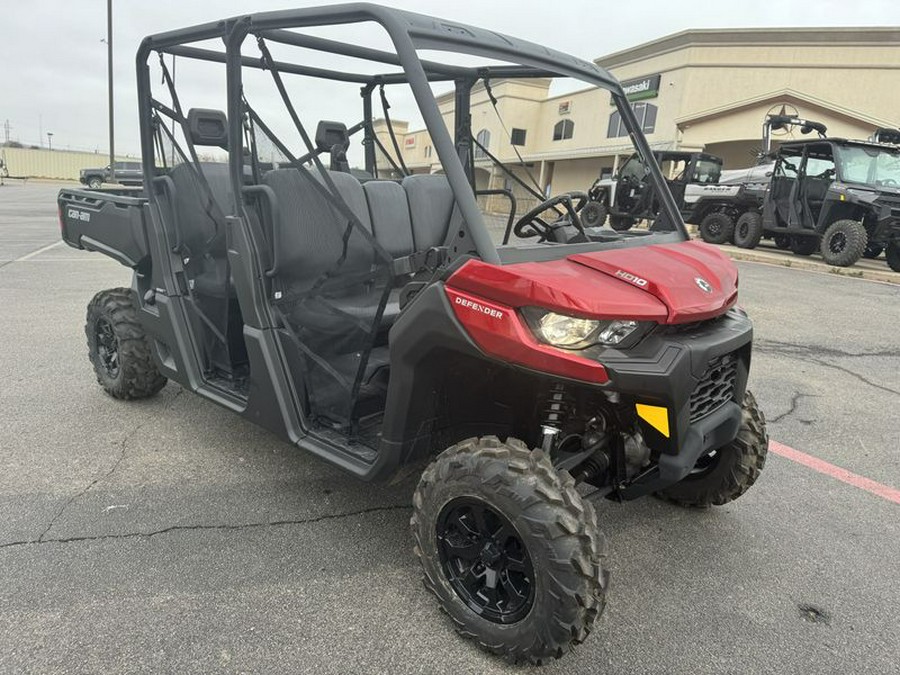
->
[[736, 138, 900, 269], [582, 150, 724, 232], [57, 4, 768, 663]]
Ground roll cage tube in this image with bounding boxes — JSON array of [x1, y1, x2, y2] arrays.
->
[[137, 4, 688, 258]]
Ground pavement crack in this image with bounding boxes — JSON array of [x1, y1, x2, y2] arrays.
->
[[755, 339, 900, 397], [0, 503, 410, 551], [36, 388, 185, 542], [768, 391, 815, 424], [756, 339, 900, 361]]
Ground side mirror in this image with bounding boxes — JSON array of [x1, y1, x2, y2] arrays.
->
[[186, 108, 228, 150]]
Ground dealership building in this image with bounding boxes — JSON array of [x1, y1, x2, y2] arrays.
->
[[374, 27, 900, 211]]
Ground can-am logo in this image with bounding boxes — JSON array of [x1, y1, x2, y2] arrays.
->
[[67, 208, 91, 222], [615, 270, 648, 287], [695, 277, 713, 293], [454, 295, 504, 319]]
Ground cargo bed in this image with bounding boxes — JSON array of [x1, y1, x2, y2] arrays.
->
[[58, 187, 150, 268]]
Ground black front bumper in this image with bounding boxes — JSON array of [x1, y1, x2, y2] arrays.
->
[[588, 308, 753, 499], [872, 196, 900, 244]]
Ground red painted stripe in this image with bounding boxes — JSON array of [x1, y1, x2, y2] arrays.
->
[[769, 440, 900, 506]]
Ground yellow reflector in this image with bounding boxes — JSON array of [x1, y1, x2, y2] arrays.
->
[[839, 194, 846, 201], [636, 403, 670, 438]]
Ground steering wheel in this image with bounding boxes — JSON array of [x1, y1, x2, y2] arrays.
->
[[513, 191, 589, 242]]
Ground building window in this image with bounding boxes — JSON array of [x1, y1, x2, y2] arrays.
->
[[607, 103, 658, 138], [553, 119, 574, 141], [424, 145, 432, 158], [474, 129, 491, 159], [510, 128, 527, 146]]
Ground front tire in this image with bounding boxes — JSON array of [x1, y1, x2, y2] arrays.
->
[[698, 212, 735, 245], [733, 211, 763, 249], [609, 215, 635, 232], [412, 437, 608, 664], [581, 200, 608, 228], [86, 288, 167, 400], [656, 391, 768, 508], [87, 177, 103, 189], [820, 219, 867, 267]]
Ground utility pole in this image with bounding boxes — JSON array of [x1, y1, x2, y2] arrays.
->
[[3, 119, 9, 144], [107, 0, 115, 183], [47, 132, 53, 151]]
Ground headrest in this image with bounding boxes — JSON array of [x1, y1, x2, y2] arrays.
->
[[315, 120, 349, 153], [187, 108, 228, 149]]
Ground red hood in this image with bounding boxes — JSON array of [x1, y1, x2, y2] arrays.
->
[[446, 241, 738, 325]]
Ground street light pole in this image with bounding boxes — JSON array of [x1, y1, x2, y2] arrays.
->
[[47, 132, 53, 151], [107, 0, 115, 183]]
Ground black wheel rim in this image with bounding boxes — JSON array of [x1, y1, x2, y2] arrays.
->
[[95, 317, 120, 378], [829, 232, 846, 253], [709, 222, 721, 236], [738, 222, 748, 239], [436, 497, 535, 624]]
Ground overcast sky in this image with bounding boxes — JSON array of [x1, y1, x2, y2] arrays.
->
[[2, 0, 898, 159]]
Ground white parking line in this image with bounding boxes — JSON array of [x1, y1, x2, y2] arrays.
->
[[13, 240, 63, 262]]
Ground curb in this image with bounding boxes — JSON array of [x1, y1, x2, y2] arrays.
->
[[720, 247, 900, 285]]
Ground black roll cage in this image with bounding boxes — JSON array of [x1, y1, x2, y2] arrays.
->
[[135, 2, 688, 266]]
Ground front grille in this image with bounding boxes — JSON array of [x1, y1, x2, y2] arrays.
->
[[690, 353, 738, 422]]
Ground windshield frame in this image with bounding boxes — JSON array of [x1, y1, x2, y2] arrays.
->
[[834, 142, 900, 188]]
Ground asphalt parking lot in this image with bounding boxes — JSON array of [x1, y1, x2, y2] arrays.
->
[[1, 181, 898, 674]]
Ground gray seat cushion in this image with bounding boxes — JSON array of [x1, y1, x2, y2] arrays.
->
[[264, 168, 375, 292], [363, 180, 415, 258]]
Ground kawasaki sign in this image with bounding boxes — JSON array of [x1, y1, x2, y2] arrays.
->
[[611, 74, 661, 104]]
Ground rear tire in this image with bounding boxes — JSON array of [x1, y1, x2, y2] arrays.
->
[[581, 200, 608, 228], [733, 211, 763, 249], [887, 242, 900, 272], [773, 234, 792, 250], [86, 288, 167, 400], [609, 215, 635, 232], [790, 236, 818, 256], [820, 219, 867, 267], [698, 212, 735, 245], [412, 436, 608, 664], [656, 391, 768, 508], [863, 243, 884, 259]]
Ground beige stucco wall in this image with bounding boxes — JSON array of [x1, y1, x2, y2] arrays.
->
[[547, 157, 605, 196], [1, 147, 131, 181], [372, 27, 899, 210]]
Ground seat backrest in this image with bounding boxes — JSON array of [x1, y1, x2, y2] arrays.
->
[[263, 168, 374, 291], [168, 162, 232, 257], [363, 180, 415, 258], [402, 174, 456, 250]]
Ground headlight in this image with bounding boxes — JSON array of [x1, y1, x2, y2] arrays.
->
[[524, 308, 644, 349], [537, 312, 599, 347]]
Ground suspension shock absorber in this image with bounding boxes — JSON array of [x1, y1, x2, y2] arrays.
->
[[540, 382, 571, 452]]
